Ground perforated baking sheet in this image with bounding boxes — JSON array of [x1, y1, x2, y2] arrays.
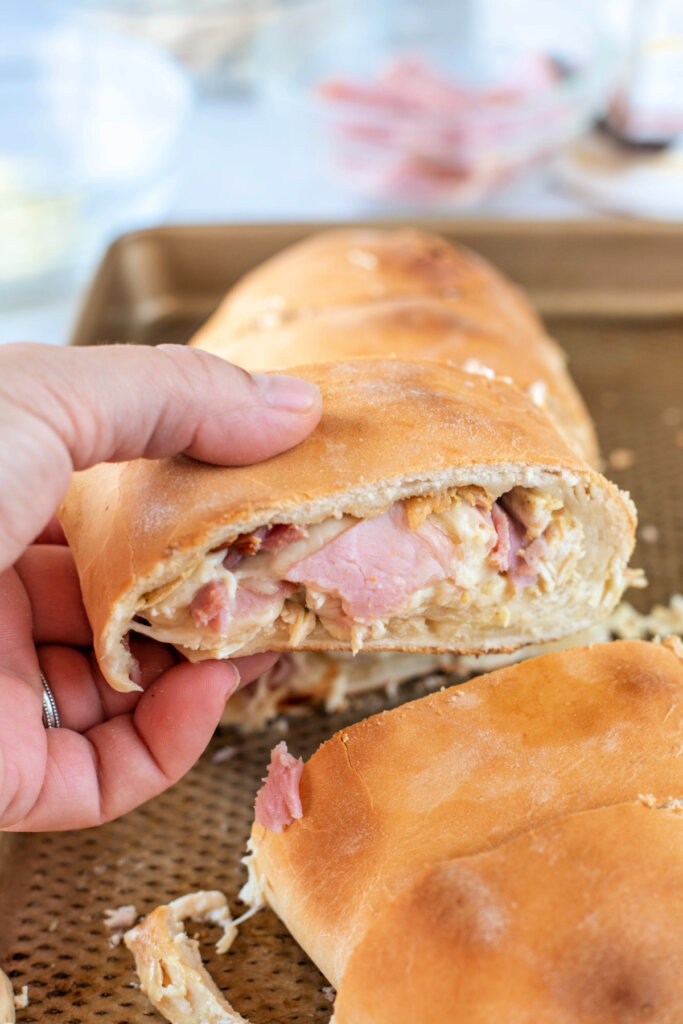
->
[[2, 221, 683, 1022]]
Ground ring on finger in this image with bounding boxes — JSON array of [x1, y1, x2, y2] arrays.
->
[[40, 671, 61, 729]]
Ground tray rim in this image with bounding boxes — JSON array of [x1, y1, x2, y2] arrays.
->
[[69, 217, 683, 349]]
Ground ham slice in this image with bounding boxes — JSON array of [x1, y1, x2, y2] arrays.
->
[[518, 535, 548, 578], [285, 503, 459, 621], [223, 550, 242, 571], [490, 504, 540, 588], [320, 56, 558, 116], [319, 56, 561, 200], [227, 524, 308, 561], [190, 580, 293, 634], [254, 741, 304, 834], [234, 526, 268, 555], [191, 581, 230, 632], [261, 525, 308, 552], [490, 504, 520, 572]]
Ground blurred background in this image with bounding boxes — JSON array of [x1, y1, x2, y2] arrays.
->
[[1, 0, 682, 346]]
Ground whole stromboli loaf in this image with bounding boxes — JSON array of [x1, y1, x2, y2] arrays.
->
[[244, 640, 683, 1021], [59, 359, 635, 693], [190, 228, 598, 464]]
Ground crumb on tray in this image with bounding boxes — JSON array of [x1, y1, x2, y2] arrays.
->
[[608, 447, 636, 471], [105, 905, 138, 930], [211, 745, 237, 764], [639, 524, 659, 544], [13, 988, 28, 1011]]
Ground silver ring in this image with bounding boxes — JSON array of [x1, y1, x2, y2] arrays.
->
[[40, 672, 61, 729]]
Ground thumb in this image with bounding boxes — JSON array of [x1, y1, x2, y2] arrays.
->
[[0, 343, 322, 572]]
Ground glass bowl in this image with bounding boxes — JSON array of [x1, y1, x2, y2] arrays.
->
[[259, 0, 616, 209], [61, 0, 323, 94], [0, 10, 192, 307]]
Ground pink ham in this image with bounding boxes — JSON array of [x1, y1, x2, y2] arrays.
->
[[223, 549, 242, 571], [254, 741, 304, 833], [517, 535, 548, 578], [190, 581, 230, 632], [490, 503, 541, 589], [285, 502, 459, 621], [190, 580, 294, 633], [229, 523, 307, 559], [319, 55, 560, 201], [322, 56, 558, 116], [490, 503, 523, 572], [261, 524, 308, 552], [234, 526, 268, 555]]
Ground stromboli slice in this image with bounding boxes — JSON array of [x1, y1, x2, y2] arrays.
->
[[244, 641, 683, 988], [59, 359, 635, 693], [190, 227, 597, 463]]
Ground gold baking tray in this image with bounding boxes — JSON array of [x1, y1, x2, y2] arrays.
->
[[2, 220, 683, 1022]]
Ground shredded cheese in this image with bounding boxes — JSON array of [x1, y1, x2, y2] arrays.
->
[[124, 890, 259, 1024]]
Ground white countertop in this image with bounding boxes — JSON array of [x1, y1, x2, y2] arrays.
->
[[0, 95, 603, 350]]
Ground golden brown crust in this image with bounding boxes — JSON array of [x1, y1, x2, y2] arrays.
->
[[190, 229, 597, 463], [249, 641, 683, 986], [191, 228, 544, 346], [335, 801, 683, 1024], [59, 359, 633, 692]]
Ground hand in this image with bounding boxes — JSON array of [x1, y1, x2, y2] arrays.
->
[[0, 342, 322, 831]]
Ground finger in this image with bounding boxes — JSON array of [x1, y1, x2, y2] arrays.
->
[[231, 651, 280, 689], [0, 343, 322, 572], [37, 646, 104, 732], [129, 634, 180, 688], [6, 660, 240, 830], [34, 515, 67, 545], [0, 567, 40, 687], [39, 642, 269, 733], [0, 670, 46, 828], [14, 545, 92, 646], [37, 638, 178, 732]]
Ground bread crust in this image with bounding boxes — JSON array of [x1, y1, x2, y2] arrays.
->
[[335, 801, 683, 1024], [59, 359, 634, 692], [191, 228, 544, 346], [190, 228, 597, 463], [248, 641, 683, 987]]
